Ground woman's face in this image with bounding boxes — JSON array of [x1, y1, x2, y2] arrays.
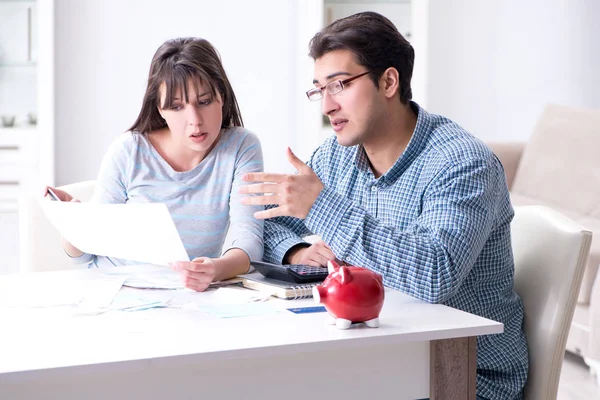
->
[[158, 79, 223, 155]]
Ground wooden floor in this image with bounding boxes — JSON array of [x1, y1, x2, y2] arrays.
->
[[558, 352, 600, 400]]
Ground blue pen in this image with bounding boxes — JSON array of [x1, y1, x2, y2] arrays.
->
[[287, 306, 327, 314]]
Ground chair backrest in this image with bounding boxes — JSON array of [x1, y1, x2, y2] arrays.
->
[[512, 205, 592, 400], [18, 181, 96, 273]]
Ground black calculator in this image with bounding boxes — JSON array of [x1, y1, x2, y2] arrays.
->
[[251, 261, 329, 284]]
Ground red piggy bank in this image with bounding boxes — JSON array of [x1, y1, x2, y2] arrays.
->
[[312, 260, 385, 329]]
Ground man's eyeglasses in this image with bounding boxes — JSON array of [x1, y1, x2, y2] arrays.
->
[[306, 71, 370, 101]]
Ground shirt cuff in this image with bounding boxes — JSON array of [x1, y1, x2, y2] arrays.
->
[[64, 250, 94, 265], [304, 186, 351, 245], [269, 237, 310, 264]]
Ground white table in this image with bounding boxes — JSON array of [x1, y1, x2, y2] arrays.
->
[[0, 268, 502, 400]]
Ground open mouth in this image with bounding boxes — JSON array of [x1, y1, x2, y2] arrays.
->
[[190, 132, 208, 142], [331, 118, 348, 132]]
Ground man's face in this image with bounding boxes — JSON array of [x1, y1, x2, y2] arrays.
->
[[313, 50, 384, 147]]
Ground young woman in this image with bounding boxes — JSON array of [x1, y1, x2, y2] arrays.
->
[[46, 38, 264, 292]]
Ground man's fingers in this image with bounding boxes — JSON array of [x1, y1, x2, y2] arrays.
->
[[253, 207, 286, 220], [286, 147, 309, 172], [239, 183, 278, 195], [314, 240, 332, 250], [315, 246, 335, 261], [310, 253, 331, 267], [242, 172, 286, 183], [301, 259, 323, 267], [242, 195, 281, 206]]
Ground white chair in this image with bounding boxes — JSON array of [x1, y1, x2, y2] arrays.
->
[[18, 180, 96, 273], [512, 205, 592, 399]]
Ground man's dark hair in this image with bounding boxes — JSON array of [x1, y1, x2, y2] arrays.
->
[[309, 11, 414, 104]]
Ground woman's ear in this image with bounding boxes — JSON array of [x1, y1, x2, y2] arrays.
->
[[380, 67, 400, 100], [157, 107, 165, 120]]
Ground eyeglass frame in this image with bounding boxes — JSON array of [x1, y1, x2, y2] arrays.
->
[[305, 71, 371, 101]]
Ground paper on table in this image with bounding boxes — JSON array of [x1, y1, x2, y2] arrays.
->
[[109, 289, 173, 312], [196, 303, 283, 318], [40, 201, 189, 266], [168, 287, 270, 309], [0, 274, 124, 309], [101, 265, 185, 290]]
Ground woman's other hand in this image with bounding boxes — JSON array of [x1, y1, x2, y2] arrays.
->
[[170, 257, 217, 292], [43, 186, 79, 202], [43, 186, 83, 256]]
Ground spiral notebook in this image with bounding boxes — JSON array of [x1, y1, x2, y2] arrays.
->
[[239, 273, 316, 300]]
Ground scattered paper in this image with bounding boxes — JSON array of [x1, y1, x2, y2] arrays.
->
[[104, 268, 184, 290], [40, 201, 189, 266], [101, 266, 240, 291], [109, 289, 173, 312], [210, 287, 271, 304], [0, 273, 124, 309], [164, 287, 269, 310]]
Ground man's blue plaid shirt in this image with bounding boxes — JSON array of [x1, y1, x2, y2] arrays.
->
[[264, 102, 528, 399]]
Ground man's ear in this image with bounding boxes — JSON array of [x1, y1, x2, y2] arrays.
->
[[380, 67, 400, 100]]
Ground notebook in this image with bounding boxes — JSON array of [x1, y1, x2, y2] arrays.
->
[[239, 273, 318, 300]]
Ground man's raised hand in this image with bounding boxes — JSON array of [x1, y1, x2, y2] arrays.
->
[[240, 147, 324, 220]]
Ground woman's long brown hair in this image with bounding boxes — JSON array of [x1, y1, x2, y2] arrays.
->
[[129, 37, 243, 134]]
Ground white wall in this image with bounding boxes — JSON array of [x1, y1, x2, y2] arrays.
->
[[52, 0, 600, 184], [424, 0, 600, 142], [54, 0, 313, 185]]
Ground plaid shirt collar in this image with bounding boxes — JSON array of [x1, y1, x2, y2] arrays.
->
[[353, 101, 433, 187]]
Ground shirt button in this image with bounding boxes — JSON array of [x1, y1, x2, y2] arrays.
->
[[371, 186, 378, 192]]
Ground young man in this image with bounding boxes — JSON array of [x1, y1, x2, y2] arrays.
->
[[240, 12, 527, 400]]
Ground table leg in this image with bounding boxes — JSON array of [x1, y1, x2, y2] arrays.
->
[[430, 336, 477, 400]]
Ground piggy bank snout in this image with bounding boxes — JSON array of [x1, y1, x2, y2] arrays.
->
[[312, 285, 327, 304]]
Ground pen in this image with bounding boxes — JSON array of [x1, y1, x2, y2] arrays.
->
[[46, 188, 61, 202]]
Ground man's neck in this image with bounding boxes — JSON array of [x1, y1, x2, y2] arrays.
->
[[363, 102, 418, 178]]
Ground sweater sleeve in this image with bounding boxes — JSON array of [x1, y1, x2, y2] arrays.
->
[[221, 131, 265, 262], [90, 133, 132, 205]]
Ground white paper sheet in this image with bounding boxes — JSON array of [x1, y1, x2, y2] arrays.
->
[[0, 273, 124, 309], [40, 201, 189, 266], [101, 265, 185, 289], [101, 265, 243, 290], [108, 288, 173, 312]]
